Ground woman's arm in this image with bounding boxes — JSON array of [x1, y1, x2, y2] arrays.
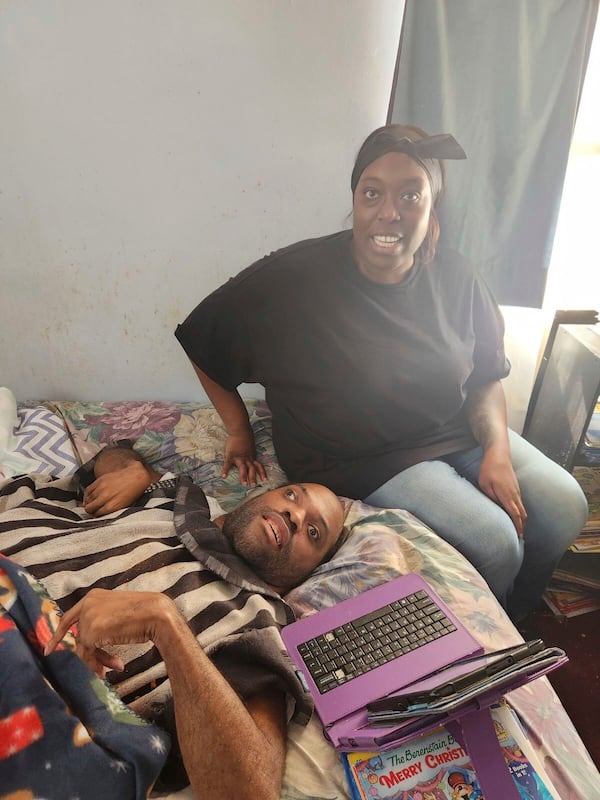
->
[[466, 380, 527, 537], [191, 361, 267, 486], [45, 589, 287, 800]]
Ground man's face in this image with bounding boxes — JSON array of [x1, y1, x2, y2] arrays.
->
[[222, 483, 344, 593]]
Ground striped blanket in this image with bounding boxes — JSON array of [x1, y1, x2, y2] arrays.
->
[[0, 472, 312, 787]]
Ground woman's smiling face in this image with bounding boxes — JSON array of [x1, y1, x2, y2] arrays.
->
[[351, 151, 432, 284]]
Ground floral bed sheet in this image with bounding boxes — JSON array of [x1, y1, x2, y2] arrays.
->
[[8, 399, 600, 799], [45, 399, 288, 512]]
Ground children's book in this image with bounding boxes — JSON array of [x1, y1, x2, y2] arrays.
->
[[341, 703, 559, 800]]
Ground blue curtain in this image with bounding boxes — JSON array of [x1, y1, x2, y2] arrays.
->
[[389, 0, 598, 307]]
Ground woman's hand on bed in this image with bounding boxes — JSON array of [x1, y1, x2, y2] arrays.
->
[[83, 461, 157, 515], [223, 430, 267, 486]]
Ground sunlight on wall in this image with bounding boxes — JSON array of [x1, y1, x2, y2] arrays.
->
[[501, 304, 551, 432], [543, 23, 600, 314]]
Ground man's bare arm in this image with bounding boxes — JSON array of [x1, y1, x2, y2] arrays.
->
[[45, 590, 287, 800], [466, 380, 527, 537], [159, 598, 287, 799]]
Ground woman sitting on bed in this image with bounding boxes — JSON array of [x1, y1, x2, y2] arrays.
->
[[175, 123, 588, 623]]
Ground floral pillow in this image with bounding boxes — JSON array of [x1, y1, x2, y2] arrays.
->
[[45, 399, 287, 511]]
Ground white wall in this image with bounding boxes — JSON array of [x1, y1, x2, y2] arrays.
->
[[1, 1, 405, 401]]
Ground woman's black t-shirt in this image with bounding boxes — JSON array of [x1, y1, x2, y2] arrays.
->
[[175, 230, 509, 498]]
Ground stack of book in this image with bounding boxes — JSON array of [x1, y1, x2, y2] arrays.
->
[[543, 462, 600, 618]]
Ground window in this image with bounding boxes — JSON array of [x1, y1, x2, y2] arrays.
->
[[543, 25, 600, 313]]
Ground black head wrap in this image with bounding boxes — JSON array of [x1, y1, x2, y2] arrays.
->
[[351, 125, 466, 203]]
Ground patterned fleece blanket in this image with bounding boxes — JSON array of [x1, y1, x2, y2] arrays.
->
[[0, 553, 170, 799]]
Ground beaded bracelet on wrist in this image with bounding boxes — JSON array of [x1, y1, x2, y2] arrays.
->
[[142, 477, 178, 495]]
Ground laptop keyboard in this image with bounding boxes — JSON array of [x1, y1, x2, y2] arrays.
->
[[297, 589, 457, 694]]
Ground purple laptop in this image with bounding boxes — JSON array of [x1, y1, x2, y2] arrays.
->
[[282, 573, 482, 748]]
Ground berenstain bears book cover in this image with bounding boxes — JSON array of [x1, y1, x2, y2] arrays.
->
[[341, 704, 559, 800]]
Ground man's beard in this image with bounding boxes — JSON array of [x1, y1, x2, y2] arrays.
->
[[222, 495, 297, 590]]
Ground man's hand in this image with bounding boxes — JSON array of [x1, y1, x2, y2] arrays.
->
[[45, 588, 176, 676], [46, 587, 288, 800], [478, 447, 527, 538], [222, 430, 267, 487], [84, 460, 159, 515]]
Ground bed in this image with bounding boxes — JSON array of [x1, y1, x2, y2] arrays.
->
[[1, 390, 598, 799]]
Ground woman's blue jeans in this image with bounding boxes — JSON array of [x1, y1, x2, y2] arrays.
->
[[364, 430, 589, 621]]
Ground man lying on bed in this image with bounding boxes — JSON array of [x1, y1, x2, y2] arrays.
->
[[0, 442, 345, 799]]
